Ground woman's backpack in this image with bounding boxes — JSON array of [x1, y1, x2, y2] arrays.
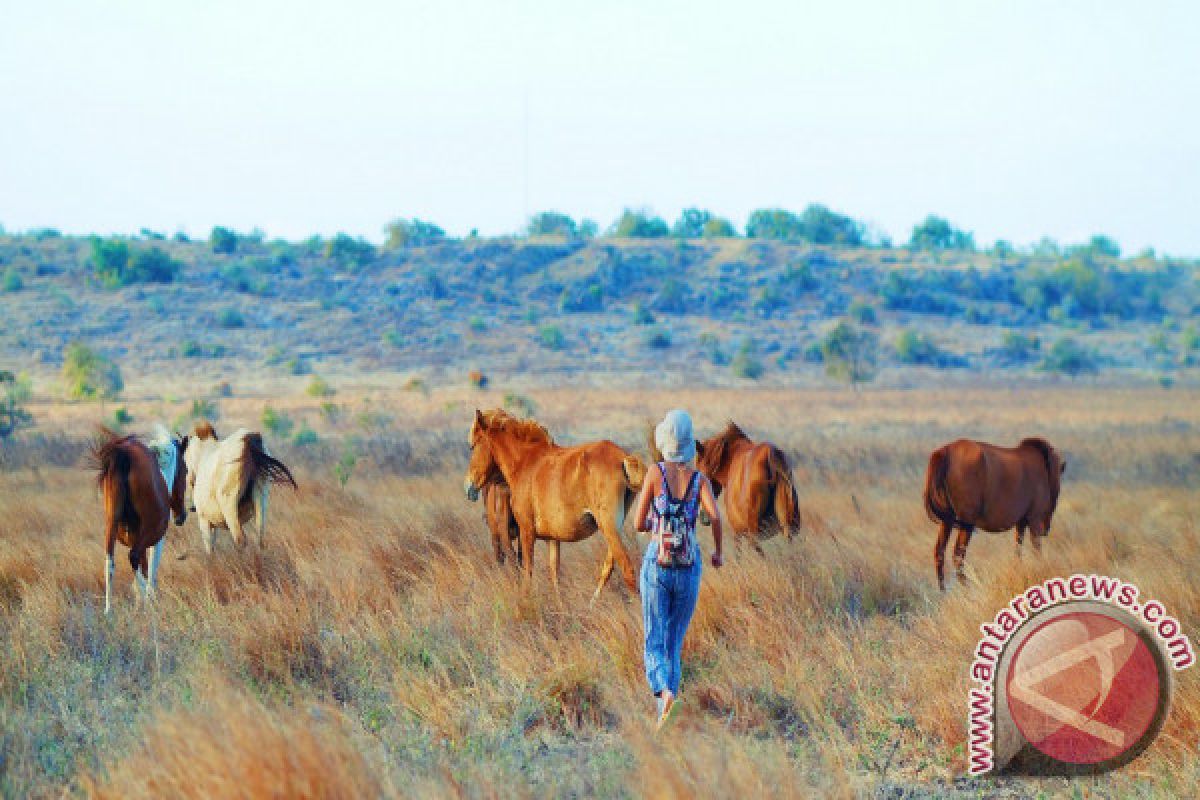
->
[[652, 464, 701, 568]]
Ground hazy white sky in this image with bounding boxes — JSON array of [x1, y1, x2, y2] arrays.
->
[[2, 1, 1197, 253]]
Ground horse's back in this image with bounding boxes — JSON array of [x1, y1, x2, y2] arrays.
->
[[936, 438, 1051, 531]]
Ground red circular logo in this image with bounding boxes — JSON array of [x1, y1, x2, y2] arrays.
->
[[1005, 611, 1163, 766]]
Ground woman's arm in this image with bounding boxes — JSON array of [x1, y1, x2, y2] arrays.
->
[[634, 466, 658, 533], [699, 475, 723, 567]]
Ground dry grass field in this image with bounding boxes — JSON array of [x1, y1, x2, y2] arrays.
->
[[1, 384, 1197, 798]]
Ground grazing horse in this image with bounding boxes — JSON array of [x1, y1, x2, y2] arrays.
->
[[90, 427, 188, 613], [924, 437, 1066, 590], [463, 409, 646, 600], [652, 421, 801, 544], [181, 422, 297, 553]]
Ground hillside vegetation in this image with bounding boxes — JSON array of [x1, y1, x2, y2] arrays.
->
[[1, 221, 1197, 391]]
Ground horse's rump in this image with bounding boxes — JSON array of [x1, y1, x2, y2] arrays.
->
[[90, 429, 142, 532], [923, 445, 955, 525]]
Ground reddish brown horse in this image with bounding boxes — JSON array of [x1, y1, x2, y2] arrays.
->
[[464, 409, 646, 600], [90, 428, 188, 613], [653, 421, 801, 543], [924, 437, 1066, 590]]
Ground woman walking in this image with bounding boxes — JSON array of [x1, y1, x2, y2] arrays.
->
[[634, 409, 724, 729]]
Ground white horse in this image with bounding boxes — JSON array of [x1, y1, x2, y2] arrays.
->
[[181, 422, 296, 553]]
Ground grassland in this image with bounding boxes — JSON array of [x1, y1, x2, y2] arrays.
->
[[0, 384, 1197, 798]]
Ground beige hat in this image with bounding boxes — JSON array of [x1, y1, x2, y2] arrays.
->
[[655, 409, 696, 463]]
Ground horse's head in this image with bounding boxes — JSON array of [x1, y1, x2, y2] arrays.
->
[[464, 409, 500, 502], [170, 434, 189, 525]]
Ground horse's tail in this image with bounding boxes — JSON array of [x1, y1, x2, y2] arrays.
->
[[242, 432, 298, 492], [90, 428, 137, 561], [924, 446, 955, 526], [767, 446, 802, 538]]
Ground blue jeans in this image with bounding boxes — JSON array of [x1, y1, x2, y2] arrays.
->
[[640, 544, 701, 697]]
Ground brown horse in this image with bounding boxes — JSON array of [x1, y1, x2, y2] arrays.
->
[[652, 421, 801, 544], [482, 483, 519, 564], [464, 409, 646, 600], [924, 437, 1066, 590], [90, 427, 188, 613]]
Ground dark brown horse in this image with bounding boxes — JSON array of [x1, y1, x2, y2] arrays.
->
[[924, 437, 1066, 590], [90, 427, 188, 613], [652, 421, 800, 544], [464, 409, 646, 600]]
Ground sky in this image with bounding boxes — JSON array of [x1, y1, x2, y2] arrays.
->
[[1, 1, 1198, 254]]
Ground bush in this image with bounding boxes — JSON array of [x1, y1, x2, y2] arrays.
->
[[261, 406, 294, 438], [210, 226, 238, 254], [848, 300, 878, 325], [217, 307, 245, 328], [324, 233, 375, 268], [89, 239, 181, 286], [0, 372, 33, 438], [110, 406, 133, 429], [702, 217, 738, 238], [909, 215, 975, 251], [179, 341, 227, 359], [995, 331, 1040, 365], [820, 321, 878, 386], [2, 267, 23, 292], [504, 392, 536, 417], [608, 209, 669, 238], [893, 329, 947, 365], [334, 444, 358, 488], [527, 211, 578, 238], [1039, 336, 1099, 376], [293, 423, 318, 447], [62, 342, 123, 401], [191, 398, 219, 421], [306, 375, 334, 397], [731, 340, 763, 379], [382, 329, 405, 348], [671, 208, 715, 239], [538, 324, 566, 350], [746, 205, 863, 245], [468, 316, 487, 333], [632, 303, 655, 325], [383, 218, 445, 249], [698, 332, 729, 366], [642, 327, 672, 349]]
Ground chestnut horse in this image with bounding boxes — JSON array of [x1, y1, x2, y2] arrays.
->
[[652, 421, 801, 543], [464, 409, 646, 600], [182, 422, 297, 553], [924, 437, 1066, 590], [90, 427, 188, 613]]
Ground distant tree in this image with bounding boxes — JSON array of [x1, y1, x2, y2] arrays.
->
[[608, 209, 669, 238], [127, 246, 181, 283], [1070, 234, 1121, 260], [820, 320, 878, 387], [671, 208, 713, 239], [797, 204, 864, 246], [996, 331, 1040, 365], [383, 218, 445, 249], [527, 211, 578, 238], [893, 328, 946, 365], [88, 238, 130, 286], [1031, 237, 1061, 258], [990, 240, 1015, 258], [0, 371, 33, 438], [848, 300, 878, 325], [209, 226, 238, 254], [909, 215, 975, 251], [62, 342, 123, 401], [324, 233, 376, 268], [746, 208, 803, 241], [2, 267, 23, 292], [578, 218, 599, 239], [701, 216, 737, 238], [731, 339, 764, 379], [538, 324, 566, 350]]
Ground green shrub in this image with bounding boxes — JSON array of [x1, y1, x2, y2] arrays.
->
[[287, 357, 311, 376], [0, 372, 33, 438], [997, 332, 1040, 365], [320, 402, 340, 422], [894, 329, 943, 365], [1039, 336, 1098, 376], [527, 211, 578, 238], [62, 342, 123, 401], [503, 392, 536, 417], [2, 267, 23, 292], [191, 398, 219, 421], [110, 406, 133, 429], [468, 316, 487, 333], [908, 215, 975, 251], [217, 307, 245, 328], [334, 445, 358, 488], [89, 239, 181, 286], [642, 327, 672, 349], [261, 406, 294, 438], [324, 233, 375, 268], [702, 217, 738, 238], [820, 321, 878, 386], [383, 218, 444, 249], [538, 324, 565, 350], [632, 303, 656, 325], [731, 340, 763, 379], [293, 423, 318, 447], [608, 209, 669, 238], [210, 226, 238, 254], [306, 375, 335, 397], [382, 329, 405, 348], [848, 300, 878, 325]]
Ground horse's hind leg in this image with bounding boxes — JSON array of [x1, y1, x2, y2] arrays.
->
[[953, 526, 974, 585], [592, 549, 616, 606], [220, 495, 247, 548], [1029, 518, 1047, 555], [934, 521, 952, 591], [254, 482, 269, 548], [146, 538, 165, 601], [199, 518, 216, 555], [1015, 522, 1027, 556], [597, 510, 637, 592], [547, 540, 561, 590], [130, 548, 148, 606]]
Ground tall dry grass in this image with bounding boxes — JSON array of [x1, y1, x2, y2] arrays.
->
[[0, 387, 1196, 798]]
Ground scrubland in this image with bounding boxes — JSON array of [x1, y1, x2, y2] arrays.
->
[[0, 385, 1197, 798]]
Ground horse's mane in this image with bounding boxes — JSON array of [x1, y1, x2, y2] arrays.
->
[[1019, 437, 1063, 499], [88, 426, 140, 488], [193, 421, 218, 440], [698, 420, 749, 473], [479, 409, 553, 444]]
